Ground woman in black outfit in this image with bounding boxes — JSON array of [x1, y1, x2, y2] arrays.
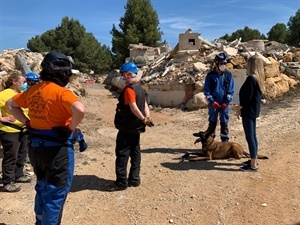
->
[[236, 54, 265, 171]]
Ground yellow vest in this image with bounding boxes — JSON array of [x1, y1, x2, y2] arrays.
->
[[0, 88, 28, 133]]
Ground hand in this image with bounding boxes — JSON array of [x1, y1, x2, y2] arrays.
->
[[143, 117, 154, 127], [1, 116, 16, 123], [25, 120, 31, 128], [221, 103, 227, 110], [235, 105, 242, 120], [212, 102, 220, 109]]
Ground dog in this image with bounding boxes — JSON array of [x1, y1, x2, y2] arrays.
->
[[182, 131, 268, 161]]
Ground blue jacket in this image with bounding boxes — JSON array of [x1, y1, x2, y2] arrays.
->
[[204, 69, 234, 104]]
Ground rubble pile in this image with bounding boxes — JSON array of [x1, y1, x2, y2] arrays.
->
[[2, 33, 300, 109], [0, 49, 88, 96], [128, 37, 300, 109]]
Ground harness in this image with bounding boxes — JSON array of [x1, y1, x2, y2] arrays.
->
[[0, 122, 27, 132], [28, 128, 87, 151]]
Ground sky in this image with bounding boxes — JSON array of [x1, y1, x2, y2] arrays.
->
[[0, 0, 299, 52]]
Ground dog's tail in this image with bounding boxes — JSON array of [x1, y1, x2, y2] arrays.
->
[[243, 151, 269, 159]]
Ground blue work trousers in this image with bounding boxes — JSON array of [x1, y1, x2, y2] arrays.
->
[[29, 142, 74, 225]]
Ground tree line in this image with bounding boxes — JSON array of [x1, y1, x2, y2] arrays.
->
[[27, 0, 300, 74]]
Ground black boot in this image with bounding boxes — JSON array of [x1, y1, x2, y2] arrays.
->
[[193, 121, 216, 137], [220, 122, 229, 142]]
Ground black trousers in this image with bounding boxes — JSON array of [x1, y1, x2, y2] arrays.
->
[[0, 131, 28, 185], [115, 130, 141, 187]]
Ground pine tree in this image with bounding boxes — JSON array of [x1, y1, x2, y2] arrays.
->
[[110, 0, 163, 68], [267, 23, 287, 43], [286, 9, 300, 46], [27, 17, 112, 73]]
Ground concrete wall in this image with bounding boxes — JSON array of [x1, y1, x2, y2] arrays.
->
[[146, 69, 246, 107], [230, 69, 247, 104], [178, 33, 200, 51], [129, 49, 147, 60], [147, 83, 186, 107]]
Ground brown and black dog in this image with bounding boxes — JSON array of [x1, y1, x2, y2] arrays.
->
[[181, 131, 268, 161]]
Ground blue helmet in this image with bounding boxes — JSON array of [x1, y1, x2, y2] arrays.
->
[[214, 52, 227, 63], [26, 72, 40, 82], [120, 62, 138, 74]]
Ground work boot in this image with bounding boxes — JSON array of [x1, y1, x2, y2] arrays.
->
[[107, 182, 127, 192], [205, 121, 217, 138], [15, 175, 32, 183], [3, 182, 21, 192]]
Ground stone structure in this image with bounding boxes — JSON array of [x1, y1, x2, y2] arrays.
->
[[127, 43, 161, 66], [178, 32, 200, 51]]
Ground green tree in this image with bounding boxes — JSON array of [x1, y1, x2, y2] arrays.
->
[[111, 0, 163, 67], [27, 17, 112, 73], [219, 26, 266, 42], [286, 9, 300, 46], [267, 23, 287, 43]]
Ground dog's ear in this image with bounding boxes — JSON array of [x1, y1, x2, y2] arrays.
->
[[194, 137, 201, 144]]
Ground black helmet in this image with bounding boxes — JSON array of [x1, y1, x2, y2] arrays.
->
[[40, 52, 73, 87], [41, 51, 72, 73]]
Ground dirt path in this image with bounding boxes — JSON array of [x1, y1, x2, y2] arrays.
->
[[0, 84, 299, 225]]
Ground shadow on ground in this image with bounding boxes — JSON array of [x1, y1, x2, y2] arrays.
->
[[71, 175, 114, 192], [161, 160, 243, 172], [143, 147, 244, 172], [142, 147, 200, 155]]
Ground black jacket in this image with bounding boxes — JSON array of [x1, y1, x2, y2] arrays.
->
[[114, 82, 146, 134], [239, 75, 262, 118]]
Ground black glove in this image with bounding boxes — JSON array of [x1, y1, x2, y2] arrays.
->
[[79, 139, 88, 152], [72, 128, 88, 152]]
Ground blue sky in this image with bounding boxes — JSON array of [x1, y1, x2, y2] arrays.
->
[[0, 0, 299, 52]]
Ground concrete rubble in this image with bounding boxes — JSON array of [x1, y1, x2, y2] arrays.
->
[[0, 49, 89, 96], [105, 30, 300, 109], [2, 30, 300, 108]]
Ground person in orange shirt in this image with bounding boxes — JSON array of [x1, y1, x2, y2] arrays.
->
[[6, 52, 86, 225], [0, 72, 32, 193], [110, 62, 154, 191]]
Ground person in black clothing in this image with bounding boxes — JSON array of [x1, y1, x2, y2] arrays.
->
[[110, 62, 154, 191], [236, 54, 265, 171]]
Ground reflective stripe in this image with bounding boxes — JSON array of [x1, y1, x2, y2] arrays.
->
[[206, 95, 213, 101]]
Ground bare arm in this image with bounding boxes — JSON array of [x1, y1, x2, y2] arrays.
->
[[68, 101, 86, 130], [144, 101, 150, 117], [129, 102, 145, 121], [129, 100, 151, 121], [5, 98, 28, 123]]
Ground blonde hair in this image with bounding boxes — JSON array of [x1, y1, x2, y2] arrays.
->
[[4, 71, 23, 89], [246, 54, 265, 94]]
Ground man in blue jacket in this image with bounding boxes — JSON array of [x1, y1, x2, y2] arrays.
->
[[194, 52, 234, 142]]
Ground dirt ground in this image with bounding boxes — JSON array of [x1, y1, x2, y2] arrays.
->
[[0, 83, 300, 225]]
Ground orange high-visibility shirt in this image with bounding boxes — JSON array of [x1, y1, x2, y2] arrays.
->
[[13, 81, 79, 129]]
